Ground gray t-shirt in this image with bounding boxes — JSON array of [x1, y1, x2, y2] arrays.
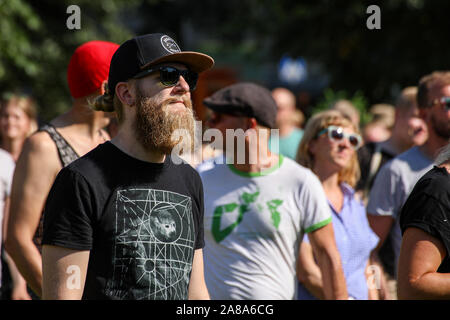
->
[[200, 156, 332, 299], [367, 146, 433, 276], [0, 149, 15, 287]]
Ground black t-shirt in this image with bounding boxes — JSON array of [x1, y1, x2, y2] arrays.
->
[[399, 166, 450, 273], [356, 141, 397, 276], [42, 141, 205, 300], [356, 141, 396, 192]]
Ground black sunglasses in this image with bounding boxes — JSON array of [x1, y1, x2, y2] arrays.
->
[[439, 97, 450, 111], [133, 66, 199, 91]]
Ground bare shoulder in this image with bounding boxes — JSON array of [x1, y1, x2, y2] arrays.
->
[[25, 131, 58, 153], [17, 131, 61, 176]]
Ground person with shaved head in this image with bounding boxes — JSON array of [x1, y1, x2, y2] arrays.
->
[[269, 87, 304, 159]]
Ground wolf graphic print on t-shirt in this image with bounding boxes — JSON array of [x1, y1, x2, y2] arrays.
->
[[105, 188, 195, 300]]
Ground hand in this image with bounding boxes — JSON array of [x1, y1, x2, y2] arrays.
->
[[378, 276, 393, 300]]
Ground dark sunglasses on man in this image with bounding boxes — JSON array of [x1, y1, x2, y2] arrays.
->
[[438, 97, 450, 111], [133, 66, 199, 91]]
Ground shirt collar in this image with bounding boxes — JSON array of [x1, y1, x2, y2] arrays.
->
[[340, 182, 355, 198]]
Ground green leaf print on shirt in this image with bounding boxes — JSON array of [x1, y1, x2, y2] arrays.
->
[[211, 191, 283, 242], [266, 199, 283, 229], [242, 191, 260, 204], [212, 191, 259, 243]]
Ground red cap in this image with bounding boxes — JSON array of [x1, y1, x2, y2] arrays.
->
[[67, 40, 119, 98]]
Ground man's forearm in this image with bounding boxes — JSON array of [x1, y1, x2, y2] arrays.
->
[[6, 239, 43, 297], [399, 273, 450, 300]]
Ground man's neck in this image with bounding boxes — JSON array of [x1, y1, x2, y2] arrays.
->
[[278, 124, 295, 137], [229, 142, 278, 173], [111, 130, 166, 163], [313, 162, 340, 191], [388, 124, 417, 154], [386, 136, 408, 155], [419, 131, 449, 160]]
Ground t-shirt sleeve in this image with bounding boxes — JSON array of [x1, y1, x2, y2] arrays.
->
[[42, 168, 94, 251], [1, 153, 15, 197], [367, 161, 404, 219], [298, 172, 332, 233], [193, 170, 205, 250], [399, 173, 450, 256]]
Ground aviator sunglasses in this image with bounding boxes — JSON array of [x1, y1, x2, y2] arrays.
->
[[133, 66, 199, 91], [317, 125, 362, 149]]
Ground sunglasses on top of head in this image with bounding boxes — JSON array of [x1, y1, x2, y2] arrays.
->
[[133, 66, 199, 91], [316, 125, 362, 150]]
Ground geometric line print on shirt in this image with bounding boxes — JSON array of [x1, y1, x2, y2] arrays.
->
[[105, 188, 195, 300]]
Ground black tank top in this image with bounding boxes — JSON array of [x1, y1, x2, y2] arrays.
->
[[33, 124, 80, 251]]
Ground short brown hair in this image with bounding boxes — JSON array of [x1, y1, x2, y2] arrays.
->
[[417, 71, 450, 108]]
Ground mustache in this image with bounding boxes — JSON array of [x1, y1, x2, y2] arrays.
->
[[163, 96, 192, 109], [134, 92, 195, 155]]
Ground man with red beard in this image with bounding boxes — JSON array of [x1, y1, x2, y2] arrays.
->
[[40, 33, 213, 300]]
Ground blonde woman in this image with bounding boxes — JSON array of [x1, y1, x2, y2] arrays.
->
[[0, 94, 38, 161], [295, 110, 384, 300], [0, 94, 38, 300]]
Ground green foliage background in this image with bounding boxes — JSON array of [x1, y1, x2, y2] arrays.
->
[[313, 89, 372, 127], [0, 0, 135, 120], [0, 0, 449, 123]]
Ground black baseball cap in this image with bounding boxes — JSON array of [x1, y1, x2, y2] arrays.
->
[[108, 33, 214, 96], [203, 82, 277, 129]]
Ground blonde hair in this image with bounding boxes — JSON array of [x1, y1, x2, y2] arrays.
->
[[90, 82, 124, 123], [330, 99, 360, 128], [295, 110, 361, 187], [1, 94, 38, 136]]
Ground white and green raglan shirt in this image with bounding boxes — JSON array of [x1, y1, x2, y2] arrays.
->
[[199, 155, 332, 300]]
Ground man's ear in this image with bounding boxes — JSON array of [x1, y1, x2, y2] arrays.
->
[[247, 118, 258, 130], [115, 81, 135, 107]]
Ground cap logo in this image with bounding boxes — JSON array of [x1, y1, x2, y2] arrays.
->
[[160, 35, 181, 54]]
